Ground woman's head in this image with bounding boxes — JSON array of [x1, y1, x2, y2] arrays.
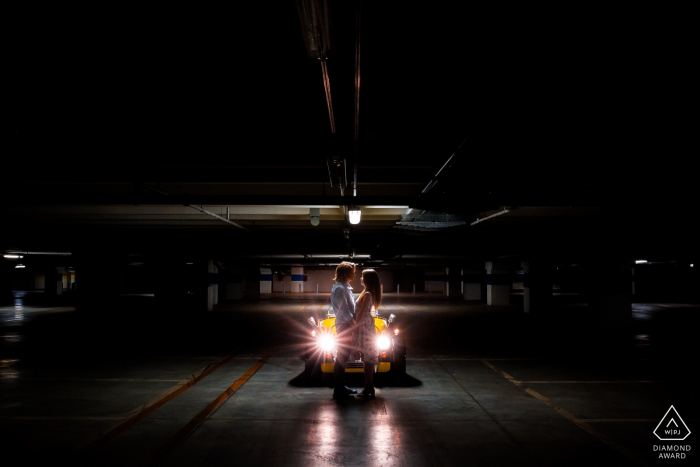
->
[[359, 269, 381, 308]]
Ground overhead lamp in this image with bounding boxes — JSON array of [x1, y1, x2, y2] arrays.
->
[[4, 254, 22, 259], [310, 207, 320, 226], [635, 260, 647, 264], [15, 264, 25, 269], [348, 206, 361, 224]]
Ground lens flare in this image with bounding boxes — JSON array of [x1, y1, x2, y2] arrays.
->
[[377, 335, 390, 350], [319, 334, 335, 351]]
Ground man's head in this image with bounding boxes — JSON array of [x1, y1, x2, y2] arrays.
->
[[334, 262, 356, 284]]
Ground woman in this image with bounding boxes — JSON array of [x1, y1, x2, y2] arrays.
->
[[354, 269, 382, 398]]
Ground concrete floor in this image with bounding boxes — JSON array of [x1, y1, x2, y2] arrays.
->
[[1, 294, 698, 465]]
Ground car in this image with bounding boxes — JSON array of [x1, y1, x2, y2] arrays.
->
[[304, 306, 406, 383]]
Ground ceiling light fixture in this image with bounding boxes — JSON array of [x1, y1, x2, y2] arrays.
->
[[4, 254, 22, 259], [348, 206, 361, 224], [310, 207, 320, 226], [15, 264, 25, 269], [635, 260, 648, 264]]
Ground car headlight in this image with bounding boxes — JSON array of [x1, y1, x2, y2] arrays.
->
[[377, 335, 390, 350], [319, 334, 336, 351]]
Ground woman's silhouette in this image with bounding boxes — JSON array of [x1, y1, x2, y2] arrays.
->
[[354, 269, 382, 398]]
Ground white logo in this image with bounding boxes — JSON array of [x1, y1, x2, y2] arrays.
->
[[654, 405, 691, 441]]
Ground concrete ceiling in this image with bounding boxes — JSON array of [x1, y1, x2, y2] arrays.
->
[[4, 3, 695, 262]]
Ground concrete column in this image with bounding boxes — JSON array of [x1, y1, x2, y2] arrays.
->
[[154, 257, 187, 313], [588, 261, 632, 329], [486, 261, 510, 305], [207, 260, 218, 311], [521, 261, 552, 315], [447, 266, 462, 298], [425, 269, 445, 294], [631, 267, 635, 296], [75, 253, 121, 314], [45, 266, 64, 296], [0, 261, 13, 305], [463, 267, 483, 301], [260, 267, 272, 294], [291, 266, 304, 293], [225, 268, 243, 300], [445, 267, 449, 296]]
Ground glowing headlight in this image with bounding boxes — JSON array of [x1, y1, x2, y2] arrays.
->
[[377, 335, 390, 350], [319, 334, 336, 351]]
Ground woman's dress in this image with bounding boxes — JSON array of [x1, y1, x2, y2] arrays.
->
[[355, 293, 378, 364]]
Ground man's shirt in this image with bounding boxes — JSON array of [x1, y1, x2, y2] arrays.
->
[[331, 282, 355, 324]]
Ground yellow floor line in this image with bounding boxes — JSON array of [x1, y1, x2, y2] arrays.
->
[[74, 349, 241, 455], [147, 348, 277, 466], [481, 359, 648, 466], [0, 416, 124, 421], [22, 377, 182, 383], [519, 380, 669, 384], [580, 419, 658, 423]]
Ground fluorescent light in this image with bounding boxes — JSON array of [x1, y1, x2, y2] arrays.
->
[[348, 208, 361, 224], [635, 260, 647, 264], [4, 255, 21, 259], [691, 264, 694, 268], [15, 264, 25, 269]]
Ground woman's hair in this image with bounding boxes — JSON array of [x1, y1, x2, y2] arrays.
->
[[358, 269, 382, 310], [333, 261, 356, 283]]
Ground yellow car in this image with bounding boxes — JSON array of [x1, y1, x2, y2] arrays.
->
[[304, 308, 406, 383]]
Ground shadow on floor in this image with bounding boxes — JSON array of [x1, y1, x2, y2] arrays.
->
[[288, 371, 422, 388]]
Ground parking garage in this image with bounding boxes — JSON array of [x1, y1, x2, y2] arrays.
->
[[3, 2, 697, 466]]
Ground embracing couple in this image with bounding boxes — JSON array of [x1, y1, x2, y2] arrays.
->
[[331, 261, 381, 400]]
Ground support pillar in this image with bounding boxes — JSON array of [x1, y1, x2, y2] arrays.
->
[[587, 261, 632, 329], [154, 257, 188, 313], [463, 266, 483, 301], [207, 260, 218, 311], [425, 269, 445, 294], [486, 261, 510, 305], [260, 267, 272, 294], [445, 267, 449, 297], [75, 252, 121, 314], [291, 267, 304, 293], [45, 266, 64, 297], [631, 267, 635, 297], [447, 266, 462, 298], [225, 267, 243, 300], [522, 261, 552, 315], [0, 261, 13, 305]]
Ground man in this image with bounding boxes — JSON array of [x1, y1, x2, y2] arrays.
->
[[330, 261, 358, 399]]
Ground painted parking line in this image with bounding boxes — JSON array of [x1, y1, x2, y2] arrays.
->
[[481, 359, 648, 466], [582, 419, 700, 423], [147, 348, 278, 465], [20, 377, 183, 383], [77, 348, 243, 454], [518, 380, 671, 384], [0, 416, 124, 421]]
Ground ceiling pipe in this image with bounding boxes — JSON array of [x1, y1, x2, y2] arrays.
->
[[353, 0, 361, 198], [188, 205, 249, 232], [143, 183, 249, 232], [421, 136, 469, 194], [470, 207, 512, 226], [296, 0, 335, 134]]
